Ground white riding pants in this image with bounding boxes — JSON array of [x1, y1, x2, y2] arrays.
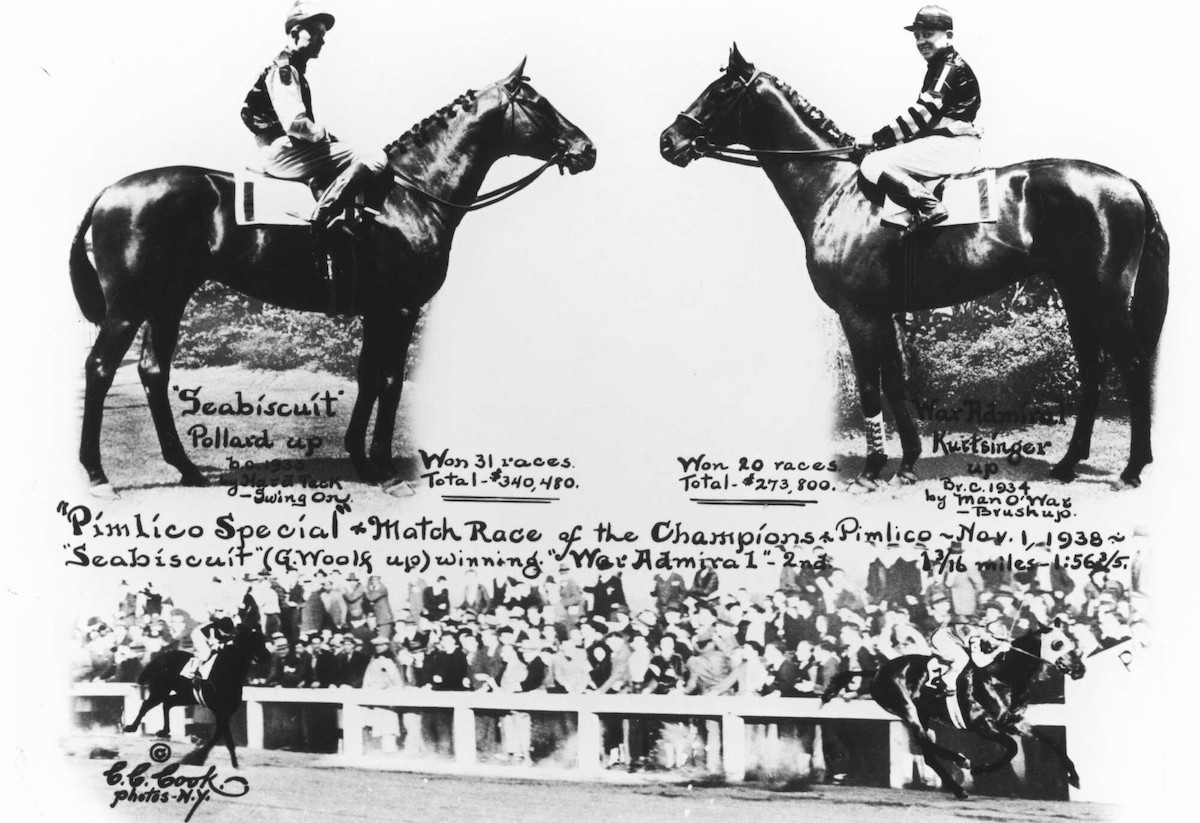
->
[[859, 135, 981, 184]]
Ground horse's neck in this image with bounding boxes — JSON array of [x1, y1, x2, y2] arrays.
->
[[751, 88, 855, 237], [389, 88, 509, 227], [994, 637, 1041, 684], [210, 647, 248, 679]]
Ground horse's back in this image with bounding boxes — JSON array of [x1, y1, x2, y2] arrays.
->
[[138, 648, 192, 686], [95, 166, 232, 214]]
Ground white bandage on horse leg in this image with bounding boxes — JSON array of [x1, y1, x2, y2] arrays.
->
[[865, 413, 886, 454]]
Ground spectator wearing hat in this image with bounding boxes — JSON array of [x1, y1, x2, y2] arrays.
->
[[362, 636, 402, 690], [854, 5, 983, 235], [248, 573, 282, 636], [343, 573, 366, 621], [548, 630, 592, 694], [945, 567, 984, 618], [334, 636, 369, 687], [308, 633, 338, 687], [423, 577, 453, 622], [299, 576, 329, 636], [652, 571, 689, 617], [596, 628, 632, 694], [364, 575, 395, 639], [426, 633, 471, 691], [461, 570, 492, 616], [407, 575, 428, 623], [559, 566, 586, 630], [586, 570, 628, 618], [689, 567, 720, 603], [496, 642, 532, 763], [241, 1, 389, 235], [323, 571, 350, 629]]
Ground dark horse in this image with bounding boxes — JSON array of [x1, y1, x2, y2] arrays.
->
[[660, 47, 1168, 488], [123, 595, 270, 767], [821, 622, 1087, 799], [71, 61, 596, 495]]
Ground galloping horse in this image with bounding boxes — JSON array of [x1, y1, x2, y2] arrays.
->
[[821, 622, 1086, 799], [124, 595, 270, 768], [71, 61, 596, 494], [660, 47, 1168, 488]]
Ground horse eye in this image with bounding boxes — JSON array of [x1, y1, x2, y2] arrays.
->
[[1051, 640, 1064, 651]]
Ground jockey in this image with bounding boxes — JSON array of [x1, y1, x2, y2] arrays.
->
[[241, 2, 389, 234], [929, 615, 1011, 728], [854, 6, 982, 234], [182, 609, 237, 681]]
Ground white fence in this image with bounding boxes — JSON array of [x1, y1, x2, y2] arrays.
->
[[71, 682, 1068, 792]]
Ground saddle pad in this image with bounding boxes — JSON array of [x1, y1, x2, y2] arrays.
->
[[234, 171, 315, 226], [881, 168, 998, 228]]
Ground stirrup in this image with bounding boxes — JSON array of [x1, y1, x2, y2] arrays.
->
[[902, 207, 949, 236]]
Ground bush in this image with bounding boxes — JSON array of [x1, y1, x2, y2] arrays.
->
[[174, 283, 422, 377], [832, 280, 1124, 427]]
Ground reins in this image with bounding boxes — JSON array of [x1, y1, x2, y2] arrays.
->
[[390, 81, 566, 211], [676, 71, 858, 166], [394, 157, 561, 211]]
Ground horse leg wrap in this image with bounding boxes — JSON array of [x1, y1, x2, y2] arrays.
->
[[865, 413, 886, 455]]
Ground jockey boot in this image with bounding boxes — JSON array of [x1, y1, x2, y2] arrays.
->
[[879, 171, 948, 235], [311, 160, 380, 237]]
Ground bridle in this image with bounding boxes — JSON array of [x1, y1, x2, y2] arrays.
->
[[392, 80, 571, 211], [675, 70, 856, 166]]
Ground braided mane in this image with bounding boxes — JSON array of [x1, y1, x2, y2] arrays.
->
[[762, 73, 855, 149], [384, 89, 482, 156]]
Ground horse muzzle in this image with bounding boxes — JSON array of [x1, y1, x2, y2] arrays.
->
[[659, 124, 712, 167], [1057, 657, 1087, 680], [558, 142, 597, 175]]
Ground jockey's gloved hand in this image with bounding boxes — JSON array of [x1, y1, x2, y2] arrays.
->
[[853, 137, 874, 151]]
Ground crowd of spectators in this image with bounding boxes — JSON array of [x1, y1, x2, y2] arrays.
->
[[75, 546, 1143, 768]]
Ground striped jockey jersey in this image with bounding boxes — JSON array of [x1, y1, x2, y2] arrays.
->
[[872, 46, 981, 148]]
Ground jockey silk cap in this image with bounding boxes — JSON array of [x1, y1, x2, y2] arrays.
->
[[904, 5, 953, 31], [285, 1, 336, 34]]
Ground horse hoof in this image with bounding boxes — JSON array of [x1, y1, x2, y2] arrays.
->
[[122, 724, 137, 733], [895, 469, 918, 485], [853, 476, 880, 491], [953, 789, 971, 800], [1048, 465, 1076, 482], [180, 472, 210, 487], [90, 482, 121, 500], [1069, 775, 1081, 789], [1113, 476, 1141, 490], [155, 731, 171, 739], [383, 480, 416, 498]]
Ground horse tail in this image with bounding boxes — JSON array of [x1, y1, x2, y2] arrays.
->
[[69, 193, 107, 324], [1130, 179, 1169, 359], [820, 670, 864, 704]]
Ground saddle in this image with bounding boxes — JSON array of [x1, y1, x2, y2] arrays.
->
[[881, 168, 998, 229], [233, 169, 375, 315]]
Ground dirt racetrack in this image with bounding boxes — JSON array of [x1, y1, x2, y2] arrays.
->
[[64, 732, 1118, 823]]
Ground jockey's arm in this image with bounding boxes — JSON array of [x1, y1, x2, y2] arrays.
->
[[868, 58, 968, 149], [266, 64, 329, 144], [968, 634, 1009, 668]]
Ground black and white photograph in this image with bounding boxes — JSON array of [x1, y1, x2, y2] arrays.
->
[[8, 1, 1197, 820]]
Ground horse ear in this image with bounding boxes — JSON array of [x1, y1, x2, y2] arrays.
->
[[728, 43, 753, 74], [506, 57, 528, 88]]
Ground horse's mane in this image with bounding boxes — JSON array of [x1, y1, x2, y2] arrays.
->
[[384, 89, 483, 156], [760, 72, 855, 149]]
